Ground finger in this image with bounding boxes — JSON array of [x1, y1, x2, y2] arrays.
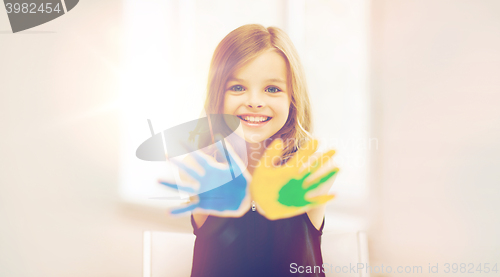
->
[[307, 194, 335, 205], [169, 202, 198, 215], [263, 139, 284, 167], [302, 149, 336, 174], [298, 171, 312, 182], [303, 167, 339, 190], [286, 139, 319, 168], [171, 159, 203, 181], [176, 140, 212, 167], [158, 180, 196, 194], [215, 139, 245, 177], [188, 150, 211, 167]]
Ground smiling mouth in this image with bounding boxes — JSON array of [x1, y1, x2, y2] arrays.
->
[[237, 115, 272, 124]]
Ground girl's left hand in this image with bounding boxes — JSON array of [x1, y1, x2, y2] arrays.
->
[[250, 139, 339, 220]]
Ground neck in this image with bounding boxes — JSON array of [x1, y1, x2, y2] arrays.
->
[[246, 141, 266, 174]]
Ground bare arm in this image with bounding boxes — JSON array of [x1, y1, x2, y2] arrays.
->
[[178, 155, 210, 229]]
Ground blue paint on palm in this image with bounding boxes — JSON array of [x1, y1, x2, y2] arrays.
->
[[159, 141, 248, 215], [163, 173, 247, 214]]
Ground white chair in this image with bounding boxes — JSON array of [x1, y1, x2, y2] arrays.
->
[[143, 230, 370, 277], [321, 231, 370, 277]]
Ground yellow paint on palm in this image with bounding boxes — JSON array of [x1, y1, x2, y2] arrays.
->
[[250, 139, 338, 220]]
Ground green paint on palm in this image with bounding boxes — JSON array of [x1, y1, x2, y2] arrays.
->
[[278, 169, 338, 207]]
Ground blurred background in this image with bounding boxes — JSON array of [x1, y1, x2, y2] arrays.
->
[[1, 0, 499, 276]]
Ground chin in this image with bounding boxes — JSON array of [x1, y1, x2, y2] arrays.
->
[[243, 133, 269, 144]]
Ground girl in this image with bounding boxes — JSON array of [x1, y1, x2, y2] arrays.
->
[[161, 24, 337, 277]]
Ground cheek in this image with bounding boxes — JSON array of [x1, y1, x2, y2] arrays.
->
[[276, 97, 291, 119], [223, 94, 234, 113]]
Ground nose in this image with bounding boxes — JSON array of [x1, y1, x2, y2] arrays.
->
[[246, 91, 265, 109]]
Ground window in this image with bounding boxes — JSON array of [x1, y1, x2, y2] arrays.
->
[[119, 0, 370, 232]]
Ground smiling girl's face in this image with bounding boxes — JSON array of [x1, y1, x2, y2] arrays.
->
[[223, 49, 291, 144]]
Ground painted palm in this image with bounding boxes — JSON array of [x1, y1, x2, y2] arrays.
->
[[250, 139, 338, 220], [159, 141, 251, 217]]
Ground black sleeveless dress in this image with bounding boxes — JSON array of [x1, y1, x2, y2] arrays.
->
[[190, 208, 326, 277]]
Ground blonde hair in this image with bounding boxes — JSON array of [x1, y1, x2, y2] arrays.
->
[[202, 24, 313, 162]]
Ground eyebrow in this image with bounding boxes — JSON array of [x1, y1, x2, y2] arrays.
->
[[227, 77, 286, 84]]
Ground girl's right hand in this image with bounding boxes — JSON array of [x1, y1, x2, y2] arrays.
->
[[158, 141, 251, 218]]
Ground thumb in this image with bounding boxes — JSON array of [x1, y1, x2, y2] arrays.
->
[[168, 202, 198, 216]]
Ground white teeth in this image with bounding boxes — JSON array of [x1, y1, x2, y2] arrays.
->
[[240, 116, 270, 123]]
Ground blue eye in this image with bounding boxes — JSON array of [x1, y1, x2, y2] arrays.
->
[[266, 86, 281, 93], [230, 85, 245, 92]]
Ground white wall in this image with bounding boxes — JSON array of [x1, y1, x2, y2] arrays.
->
[[0, 1, 191, 277], [369, 0, 500, 276]]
